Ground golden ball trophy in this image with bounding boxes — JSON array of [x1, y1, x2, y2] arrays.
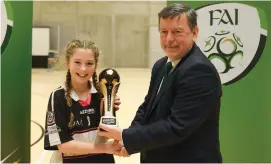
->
[[99, 68, 120, 129]]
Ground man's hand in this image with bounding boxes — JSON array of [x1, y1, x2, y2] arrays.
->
[[103, 139, 122, 154], [113, 141, 130, 157], [98, 124, 123, 141], [116, 147, 130, 157]]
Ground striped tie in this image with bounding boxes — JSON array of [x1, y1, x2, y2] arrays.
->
[[158, 62, 173, 93], [164, 61, 173, 79]]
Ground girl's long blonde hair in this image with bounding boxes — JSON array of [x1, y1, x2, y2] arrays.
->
[[65, 39, 101, 107]]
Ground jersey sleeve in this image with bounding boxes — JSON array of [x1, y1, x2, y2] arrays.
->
[[44, 90, 73, 150]]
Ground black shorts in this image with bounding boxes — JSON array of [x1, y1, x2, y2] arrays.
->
[[63, 154, 115, 163]]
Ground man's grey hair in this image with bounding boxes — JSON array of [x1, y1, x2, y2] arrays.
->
[[158, 3, 198, 31]]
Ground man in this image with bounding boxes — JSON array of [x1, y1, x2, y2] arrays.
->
[[98, 3, 222, 163]]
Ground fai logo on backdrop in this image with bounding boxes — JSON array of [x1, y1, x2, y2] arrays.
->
[[196, 3, 267, 85], [1, 0, 13, 54]]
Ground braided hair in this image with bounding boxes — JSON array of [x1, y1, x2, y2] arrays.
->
[[64, 39, 101, 107]]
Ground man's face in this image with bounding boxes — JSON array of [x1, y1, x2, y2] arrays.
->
[[159, 14, 198, 60]]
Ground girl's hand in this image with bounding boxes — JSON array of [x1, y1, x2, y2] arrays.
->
[[113, 95, 121, 111], [100, 95, 121, 114]]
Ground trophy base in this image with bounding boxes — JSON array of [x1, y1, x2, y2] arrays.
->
[[95, 116, 118, 143], [100, 116, 118, 131]]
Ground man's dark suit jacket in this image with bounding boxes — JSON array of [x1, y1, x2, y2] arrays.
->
[[122, 43, 222, 163]]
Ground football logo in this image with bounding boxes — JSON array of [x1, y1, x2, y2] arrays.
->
[[203, 30, 243, 74], [196, 3, 267, 85]]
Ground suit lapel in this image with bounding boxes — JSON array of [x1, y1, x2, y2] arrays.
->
[[145, 43, 198, 119], [149, 72, 174, 114], [146, 65, 165, 116]]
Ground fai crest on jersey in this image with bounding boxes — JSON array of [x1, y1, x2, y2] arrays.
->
[[196, 3, 267, 85]]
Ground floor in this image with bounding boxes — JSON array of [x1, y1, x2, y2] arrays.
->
[[31, 68, 151, 164]]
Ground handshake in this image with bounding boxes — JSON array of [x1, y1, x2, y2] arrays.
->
[[98, 124, 130, 157]]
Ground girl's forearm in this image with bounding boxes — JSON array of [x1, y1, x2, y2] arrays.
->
[[57, 140, 107, 154]]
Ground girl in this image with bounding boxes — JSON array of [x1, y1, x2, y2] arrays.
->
[[44, 39, 121, 163]]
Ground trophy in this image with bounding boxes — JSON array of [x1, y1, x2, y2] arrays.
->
[[99, 68, 120, 128]]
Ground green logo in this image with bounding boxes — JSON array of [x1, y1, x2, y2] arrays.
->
[[196, 3, 268, 85], [1, 0, 13, 54], [204, 30, 243, 74]]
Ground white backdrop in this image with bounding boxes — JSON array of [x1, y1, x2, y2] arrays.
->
[[32, 27, 50, 56]]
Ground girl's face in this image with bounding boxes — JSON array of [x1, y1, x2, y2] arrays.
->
[[67, 48, 96, 86]]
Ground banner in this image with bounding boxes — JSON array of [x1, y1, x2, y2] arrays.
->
[[1, 1, 33, 163], [168, 1, 271, 162]]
